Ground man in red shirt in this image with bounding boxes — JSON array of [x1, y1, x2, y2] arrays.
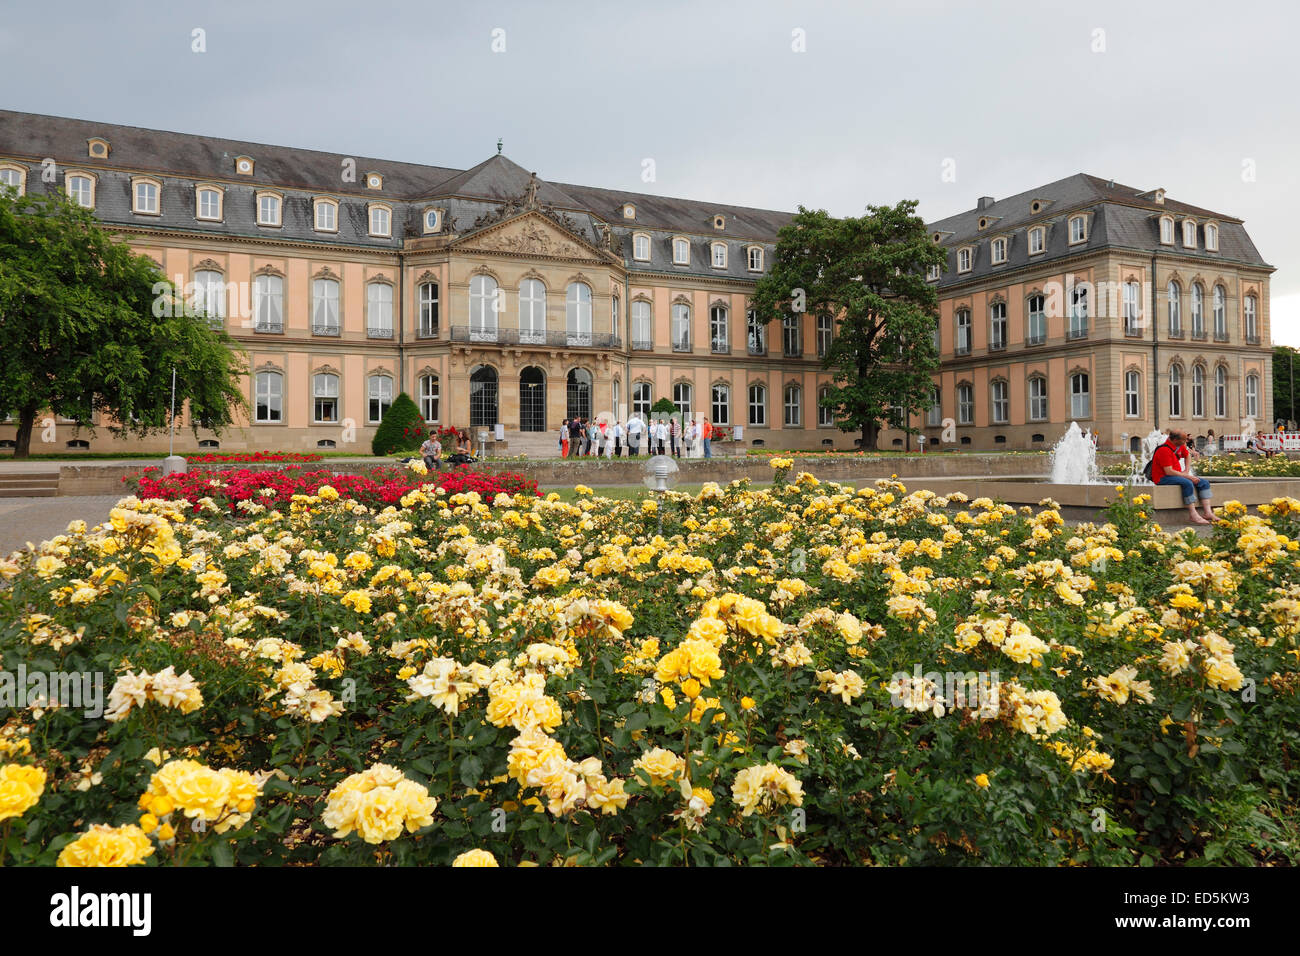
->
[[1151, 428, 1215, 524], [701, 418, 714, 458]]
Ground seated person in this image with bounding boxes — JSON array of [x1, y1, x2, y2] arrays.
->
[[1152, 428, 1215, 525], [420, 436, 442, 471]]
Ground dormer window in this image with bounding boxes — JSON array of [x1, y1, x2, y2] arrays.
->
[[1183, 220, 1197, 248], [1160, 216, 1174, 245], [991, 237, 1007, 264], [195, 185, 223, 221], [1068, 215, 1087, 244], [633, 233, 650, 261], [623, 203, 635, 219], [423, 208, 441, 233], [1028, 226, 1045, 255], [66, 171, 95, 208], [747, 246, 763, 271], [711, 242, 727, 268], [235, 156, 254, 176], [314, 198, 339, 233], [1204, 222, 1219, 251], [132, 177, 161, 215], [713, 214, 726, 230], [926, 264, 940, 281], [0, 163, 28, 197], [256, 191, 282, 227], [368, 203, 392, 238], [87, 138, 109, 159], [957, 247, 972, 273], [365, 173, 383, 190], [673, 237, 690, 265]]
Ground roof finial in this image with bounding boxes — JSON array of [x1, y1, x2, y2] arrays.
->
[[496, 138, 503, 155]]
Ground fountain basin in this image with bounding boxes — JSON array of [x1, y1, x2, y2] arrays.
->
[[888, 476, 1300, 511]]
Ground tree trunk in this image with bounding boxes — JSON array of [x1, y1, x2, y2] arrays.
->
[[14, 408, 36, 459], [861, 421, 879, 451]]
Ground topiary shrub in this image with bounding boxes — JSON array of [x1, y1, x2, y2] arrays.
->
[[650, 398, 677, 415], [371, 392, 428, 456]]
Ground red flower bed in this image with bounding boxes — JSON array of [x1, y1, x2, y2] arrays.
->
[[186, 451, 323, 464], [129, 465, 539, 514]]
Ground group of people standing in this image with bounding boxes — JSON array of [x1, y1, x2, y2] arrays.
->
[[560, 415, 715, 458]]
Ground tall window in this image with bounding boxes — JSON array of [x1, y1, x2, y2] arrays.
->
[[1070, 372, 1091, 419], [957, 248, 971, 272], [672, 303, 692, 352], [1069, 286, 1088, 338], [1125, 370, 1141, 418], [1026, 294, 1046, 345], [255, 371, 282, 423], [710, 305, 729, 353], [818, 386, 834, 427], [633, 234, 650, 260], [470, 275, 499, 340], [520, 279, 545, 344], [367, 283, 393, 338], [711, 243, 727, 268], [193, 270, 226, 329], [419, 281, 439, 338], [989, 302, 1007, 350], [1168, 365, 1183, 418], [1123, 281, 1141, 335], [1214, 366, 1227, 418], [313, 373, 339, 423], [1029, 227, 1044, 255], [926, 385, 941, 427], [1160, 217, 1174, 244], [673, 238, 690, 265], [67, 174, 94, 208], [1244, 294, 1258, 341], [1069, 216, 1086, 243], [254, 274, 284, 331], [419, 374, 440, 423], [711, 384, 731, 424], [312, 278, 339, 335], [632, 300, 652, 349], [747, 310, 766, 354], [674, 382, 693, 419], [623, 382, 646, 421], [1213, 286, 1227, 339], [1183, 220, 1197, 247], [783, 385, 801, 426], [748, 247, 763, 271], [1205, 223, 1218, 250], [566, 282, 592, 345], [748, 383, 767, 426], [367, 376, 393, 423], [991, 380, 1009, 424], [782, 314, 801, 356], [612, 294, 620, 339], [1191, 283, 1204, 336], [816, 314, 833, 357], [1167, 281, 1182, 336], [955, 309, 971, 355], [1245, 374, 1259, 419], [472, 366, 500, 426], [1191, 365, 1205, 418], [197, 187, 221, 220], [1029, 377, 1048, 421], [991, 237, 1007, 264], [957, 383, 974, 425]]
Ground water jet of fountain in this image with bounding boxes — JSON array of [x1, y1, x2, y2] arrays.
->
[[1049, 422, 1102, 484]]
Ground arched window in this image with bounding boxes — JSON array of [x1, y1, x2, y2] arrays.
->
[[783, 384, 801, 426], [312, 278, 339, 335], [254, 274, 284, 332], [313, 372, 339, 423], [747, 246, 764, 271], [1214, 366, 1227, 418], [748, 383, 767, 427], [1124, 370, 1141, 418], [469, 275, 499, 340], [991, 380, 1009, 424], [519, 366, 546, 432], [196, 186, 222, 221], [193, 270, 226, 329], [818, 385, 834, 427], [0, 164, 26, 196], [711, 242, 727, 268], [673, 238, 690, 265], [1167, 281, 1182, 336], [1213, 286, 1227, 339], [566, 282, 592, 345], [1245, 373, 1260, 420], [957, 383, 974, 424], [633, 234, 650, 261], [133, 178, 160, 215], [672, 303, 692, 352], [418, 281, 439, 338], [1069, 216, 1087, 243], [66, 173, 94, 208], [257, 191, 282, 226], [1191, 283, 1204, 336], [747, 309, 766, 355], [1026, 294, 1046, 345], [711, 383, 731, 425], [1168, 364, 1183, 418], [674, 382, 694, 418], [1183, 220, 1197, 248], [1028, 376, 1048, 421], [255, 370, 282, 423], [1205, 223, 1219, 251], [471, 366, 500, 426], [631, 300, 652, 350], [927, 385, 942, 427], [1244, 294, 1258, 342], [520, 278, 546, 344], [419, 373, 440, 423], [1191, 365, 1205, 418], [710, 304, 729, 353], [368, 203, 392, 238], [632, 382, 652, 419], [566, 368, 591, 421], [314, 198, 338, 232], [367, 375, 393, 424], [366, 282, 393, 338], [1070, 372, 1091, 419], [989, 302, 1007, 350], [955, 309, 971, 354]]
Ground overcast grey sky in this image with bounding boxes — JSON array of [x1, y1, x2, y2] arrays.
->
[[3, 0, 1297, 343]]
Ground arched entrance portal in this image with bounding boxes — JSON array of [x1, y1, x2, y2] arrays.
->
[[469, 365, 498, 427], [519, 366, 546, 432]]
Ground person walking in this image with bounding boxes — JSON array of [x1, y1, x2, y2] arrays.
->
[[626, 414, 642, 456], [701, 417, 713, 459], [559, 418, 570, 459], [1152, 428, 1215, 525], [669, 417, 680, 457], [654, 418, 668, 456]]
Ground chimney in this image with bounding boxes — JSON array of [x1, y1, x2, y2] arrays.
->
[[976, 196, 994, 211]]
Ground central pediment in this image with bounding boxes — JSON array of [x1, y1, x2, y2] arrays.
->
[[453, 210, 616, 265]]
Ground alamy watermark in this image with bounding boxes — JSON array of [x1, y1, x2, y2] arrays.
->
[[0, 665, 104, 719]]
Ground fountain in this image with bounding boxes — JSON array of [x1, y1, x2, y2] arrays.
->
[[1048, 422, 1102, 484]]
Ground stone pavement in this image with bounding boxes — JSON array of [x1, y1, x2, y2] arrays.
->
[[0, 495, 126, 556]]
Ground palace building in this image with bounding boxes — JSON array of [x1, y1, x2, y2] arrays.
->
[[0, 111, 1275, 456]]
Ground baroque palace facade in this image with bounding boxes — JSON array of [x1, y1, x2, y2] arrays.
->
[[0, 110, 1275, 455]]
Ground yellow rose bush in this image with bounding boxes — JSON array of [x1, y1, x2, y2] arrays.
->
[[0, 480, 1297, 865]]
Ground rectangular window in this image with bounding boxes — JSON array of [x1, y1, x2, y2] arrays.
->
[[712, 244, 726, 268], [672, 304, 691, 352], [991, 381, 1009, 424], [1123, 282, 1141, 335], [1029, 378, 1047, 421], [783, 315, 801, 357], [747, 310, 766, 355], [316, 201, 337, 232], [632, 301, 652, 350], [134, 181, 159, 214], [991, 238, 1006, 264], [957, 385, 973, 425], [1068, 287, 1088, 339], [673, 239, 689, 265], [1029, 227, 1044, 255], [313, 374, 338, 423], [1026, 295, 1046, 345], [816, 314, 833, 358], [748, 247, 763, 271], [634, 235, 650, 260], [1069, 217, 1086, 243], [710, 306, 729, 353], [926, 387, 941, 427], [312, 279, 339, 335], [258, 194, 281, 226], [419, 282, 439, 338], [989, 303, 1006, 351], [958, 248, 971, 272], [633, 382, 652, 419], [955, 311, 971, 355]]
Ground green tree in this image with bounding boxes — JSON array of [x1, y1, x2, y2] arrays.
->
[[1274, 345, 1298, 427], [750, 201, 946, 450], [650, 397, 677, 416], [371, 392, 426, 456], [0, 188, 246, 458]]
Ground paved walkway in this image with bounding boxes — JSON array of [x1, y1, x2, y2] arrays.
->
[[0, 495, 125, 556]]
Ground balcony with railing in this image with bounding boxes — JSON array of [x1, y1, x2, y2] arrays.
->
[[253, 321, 283, 334], [448, 326, 622, 348], [415, 325, 439, 340], [312, 323, 340, 337], [367, 327, 395, 339], [631, 339, 654, 351]]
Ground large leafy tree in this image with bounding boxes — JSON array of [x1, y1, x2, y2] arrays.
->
[[0, 188, 246, 457], [751, 201, 946, 450]]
